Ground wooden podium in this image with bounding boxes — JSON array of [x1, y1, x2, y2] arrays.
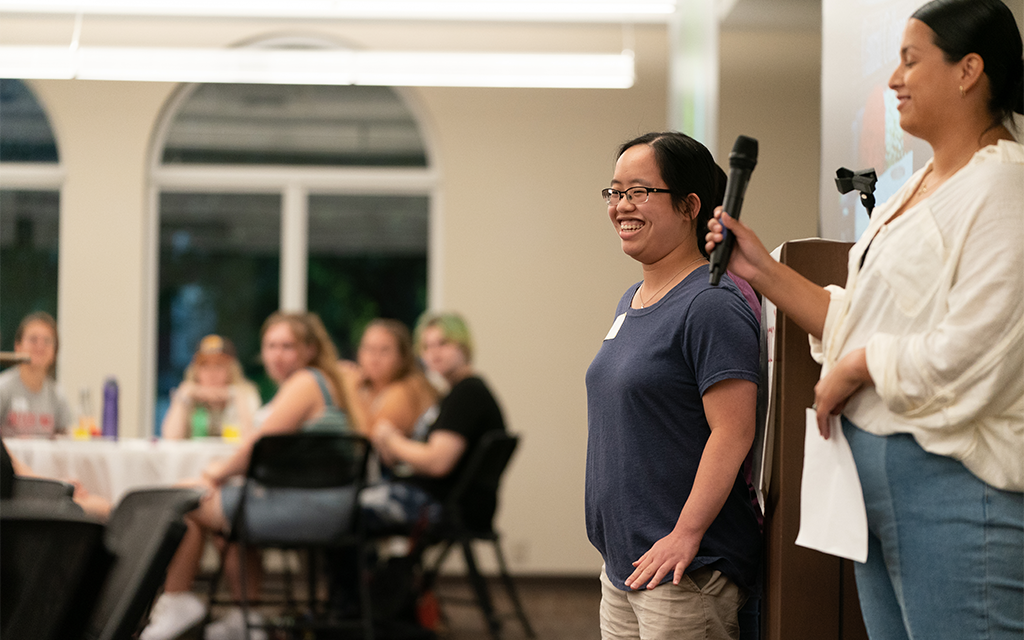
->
[[761, 239, 868, 640]]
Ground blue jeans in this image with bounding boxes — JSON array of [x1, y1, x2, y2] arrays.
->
[[358, 481, 441, 532], [843, 417, 1023, 640]]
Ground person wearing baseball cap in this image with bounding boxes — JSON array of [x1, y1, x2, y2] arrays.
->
[[160, 334, 261, 439]]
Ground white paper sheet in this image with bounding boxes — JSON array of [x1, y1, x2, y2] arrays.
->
[[794, 409, 868, 563], [750, 243, 784, 515]]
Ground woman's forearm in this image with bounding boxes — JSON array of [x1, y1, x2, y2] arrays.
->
[[161, 392, 191, 439], [750, 259, 831, 341], [674, 423, 752, 541]]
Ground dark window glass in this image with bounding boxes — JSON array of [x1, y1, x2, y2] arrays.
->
[[0, 79, 59, 163], [307, 194, 428, 357], [0, 190, 60, 349], [156, 192, 282, 428]]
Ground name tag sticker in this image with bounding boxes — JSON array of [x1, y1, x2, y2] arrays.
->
[[604, 313, 626, 340]]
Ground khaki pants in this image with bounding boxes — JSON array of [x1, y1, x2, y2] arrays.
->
[[599, 564, 745, 640]]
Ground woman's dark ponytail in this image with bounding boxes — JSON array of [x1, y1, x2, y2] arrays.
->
[[1014, 56, 1024, 115]]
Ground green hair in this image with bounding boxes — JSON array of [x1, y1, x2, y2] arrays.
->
[[413, 311, 474, 363]]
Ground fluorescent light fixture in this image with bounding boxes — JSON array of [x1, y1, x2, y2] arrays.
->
[[0, 46, 635, 89], [0, 0, 676, 23]]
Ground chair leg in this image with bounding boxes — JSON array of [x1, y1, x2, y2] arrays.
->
[[282, 549, 297, 613], [422, 540, 456, 591], [356, 544, 375, 640], [205, 542, 229, 616], [307, 549, 318, 616], [461, 539, 502, 640], [491, 538, 536, 638], [238, 539, 253, 640]]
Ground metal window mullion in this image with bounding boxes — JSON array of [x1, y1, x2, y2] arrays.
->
[[280, 183, 308, 312]]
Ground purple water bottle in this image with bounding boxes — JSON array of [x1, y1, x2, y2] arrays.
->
[[102, 377, 119, 440]]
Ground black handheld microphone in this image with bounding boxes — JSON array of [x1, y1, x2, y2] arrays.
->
[[708, 135, 758, 286]]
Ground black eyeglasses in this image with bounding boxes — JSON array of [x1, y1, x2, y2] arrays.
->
[[601, 186, 673, 205]]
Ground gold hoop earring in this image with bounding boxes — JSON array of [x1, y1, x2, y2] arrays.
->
[[959, 85, 966, 98]]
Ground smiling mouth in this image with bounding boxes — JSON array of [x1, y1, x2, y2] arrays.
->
[[619, 221, 645, 232]]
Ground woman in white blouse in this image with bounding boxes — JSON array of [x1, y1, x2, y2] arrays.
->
[[706, 1, 1023, 638]]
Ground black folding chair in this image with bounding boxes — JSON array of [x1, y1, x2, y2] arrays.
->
[[10, 475, 76, 500], [4, 475, 83, 518], [0, 439, 13, 499], [417, 430, 535, 640], [208, 432, 374, 640], [0, 501, 112, 640], [83, 487, 203, 640]]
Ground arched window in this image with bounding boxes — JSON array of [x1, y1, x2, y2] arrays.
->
[[0, 79, 62, 348], [153, 82, 433, 426]]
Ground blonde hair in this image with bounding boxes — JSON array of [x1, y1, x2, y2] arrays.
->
[[261, 311, 349, 411]]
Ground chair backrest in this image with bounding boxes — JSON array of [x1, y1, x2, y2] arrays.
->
[[248, 432, 370, 489], [84, 487, 203, 640], [11, 476, 76, 499], [1, 502, 112, 640], [1, 439, 13, 499], [444, 430, 519, 533], [228, 433, 371, 546], [3, 475, 84, 517]]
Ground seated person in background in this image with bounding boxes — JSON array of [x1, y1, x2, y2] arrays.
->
[[141, 312, 355, 640], [0, 312, 73, 438], [340, 318, 437, 441], [364, 311, 507, 533], [161, 334, 261, 439], [0, 437, 111, 519]]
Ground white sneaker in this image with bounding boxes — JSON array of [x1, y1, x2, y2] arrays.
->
[[140, 592, 207, 640], [203, 607, 268, 640]]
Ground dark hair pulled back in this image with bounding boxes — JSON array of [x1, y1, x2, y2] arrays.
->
[[617, 132, 727, 258], [913, 0, 1024, 124]]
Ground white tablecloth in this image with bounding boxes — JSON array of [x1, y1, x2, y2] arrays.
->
[[5, 438, 237, 503]]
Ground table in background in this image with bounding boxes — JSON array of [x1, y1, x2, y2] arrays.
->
[[4, 437, 237, 504]]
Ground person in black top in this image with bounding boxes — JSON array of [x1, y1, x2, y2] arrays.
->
[[364, 311, 507, 531]]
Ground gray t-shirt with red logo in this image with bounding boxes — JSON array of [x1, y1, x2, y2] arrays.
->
[[0, 367, 73, 437]]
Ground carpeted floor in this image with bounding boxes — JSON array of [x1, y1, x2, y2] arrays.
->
[[194, 564, 601, 639], [433, 575, 601, 640]]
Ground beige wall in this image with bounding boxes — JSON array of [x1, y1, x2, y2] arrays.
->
[[9, 14, 822, 575], [719, 29, 822, 252], [31, 80, 175, 450]]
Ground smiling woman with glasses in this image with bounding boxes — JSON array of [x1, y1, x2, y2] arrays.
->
[[586, 131, 762, 640]]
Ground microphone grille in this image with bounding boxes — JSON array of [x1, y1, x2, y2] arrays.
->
[[729, 135, 758, 169]]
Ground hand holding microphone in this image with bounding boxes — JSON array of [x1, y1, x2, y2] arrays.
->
[[708, 135, 758, 286]]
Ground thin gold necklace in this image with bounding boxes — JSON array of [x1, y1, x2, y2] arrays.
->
[[638, 255, 706, 308], [919, 166, 934, 194]]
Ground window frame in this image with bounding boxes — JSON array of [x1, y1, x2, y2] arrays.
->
[[145, 81, 440, 434], [0, 80, 65, 352]]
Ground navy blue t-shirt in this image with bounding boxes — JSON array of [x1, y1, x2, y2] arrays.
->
[[585, 266, 761, 593]]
